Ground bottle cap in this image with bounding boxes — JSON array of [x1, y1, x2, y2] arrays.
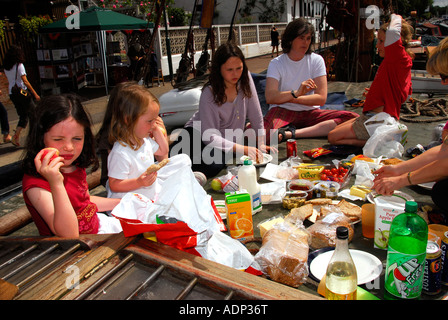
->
[[405, 201, 418, 213], [336, 226, 349, 239], [243, 159, 252, 165]]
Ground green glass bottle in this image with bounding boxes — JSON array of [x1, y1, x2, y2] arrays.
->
[[384, 201, 428, 299]]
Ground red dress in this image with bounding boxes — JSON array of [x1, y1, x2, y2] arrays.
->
[[363, 38, 413, 119], [22, 167, 99, 236]]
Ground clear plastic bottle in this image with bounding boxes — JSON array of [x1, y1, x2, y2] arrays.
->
[[384, 201, 428, 299], [325, 226, 358, 300], [238, 159, 262, 213]]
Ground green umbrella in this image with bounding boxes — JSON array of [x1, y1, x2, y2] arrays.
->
[[39, 6, 153, 95], [40, 6, 153, 32]]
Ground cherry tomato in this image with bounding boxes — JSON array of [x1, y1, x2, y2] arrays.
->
[[331, 168, 339, 175], [323, 169, 331, 176], [320, 173, 328, 181]]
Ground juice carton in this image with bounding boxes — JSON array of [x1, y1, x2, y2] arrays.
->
[[225, 191, 254, 241], [373, 195, 407, 249]]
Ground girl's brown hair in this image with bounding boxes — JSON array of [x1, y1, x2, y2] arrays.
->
[[206, 41, 252, 105], [108, 83, 160, 150], [380, 17, 415, 59], [281, 18, 315, 55], [426, 37, 448, 76]]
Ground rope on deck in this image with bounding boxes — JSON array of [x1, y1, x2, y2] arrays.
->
[[400, 97, 448, 123]]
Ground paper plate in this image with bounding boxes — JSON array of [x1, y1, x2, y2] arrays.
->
[[417, 181, 435, 190], [366, 190, 414, 204], [240, 153, 273, 167], [214, 200, 226, 220], [308, 247, 383, 285]]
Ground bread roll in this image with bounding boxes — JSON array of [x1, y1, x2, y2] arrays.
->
[[146, 159, 169, 174]]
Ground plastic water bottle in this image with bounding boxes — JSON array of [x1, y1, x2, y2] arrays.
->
[[238, 159, 262, 213], [384, 201, 428, 299], [325, 226, 358, 300]]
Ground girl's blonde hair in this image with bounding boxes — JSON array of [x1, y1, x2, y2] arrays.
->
[[380, 17, 414, 59], [426, 37, 448, 76], [108, 82, 160, 150]]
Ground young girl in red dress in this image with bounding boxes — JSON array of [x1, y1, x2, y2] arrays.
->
[[22, 94, 122, 237]]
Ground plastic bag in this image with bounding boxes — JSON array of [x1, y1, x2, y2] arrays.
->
[[363, 112, 397, 136], [254, 221, 310, 287], [363, 116, 408, 158], [112, 169, 226, 257], [206, 231, 254, 270]]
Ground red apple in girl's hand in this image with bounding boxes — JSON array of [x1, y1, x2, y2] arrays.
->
[[40, 147, 60, 162]]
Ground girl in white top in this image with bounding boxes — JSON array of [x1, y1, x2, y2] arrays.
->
[[105, 83, 191, 200], [264, 18, 358, 144]]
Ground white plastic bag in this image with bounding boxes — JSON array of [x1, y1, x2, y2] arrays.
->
[[206, 231, 254, 270], [363, 112, 397, 136], [363, 116, 408, 158], [112, 169, 225, 257]]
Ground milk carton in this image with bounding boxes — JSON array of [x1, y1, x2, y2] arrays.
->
[[225, 190, 254, 241], [373, 194, 407, 249]]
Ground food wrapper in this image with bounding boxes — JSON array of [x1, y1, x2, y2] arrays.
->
[[306, 212, 354, 249], [296, 164, 324, 181], [303, 147, 333, 158], [260, 181, 286, 204], [254, 221, 310, 287]]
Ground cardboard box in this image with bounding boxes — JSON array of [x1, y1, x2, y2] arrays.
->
[[373, 195, 407, 249], [225, 191, 254, 241]]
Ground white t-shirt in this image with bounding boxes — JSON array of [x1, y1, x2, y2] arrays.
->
[[107, 137, 159, 199], [4, 63, 27, 94], [266, 53, 326, 111]]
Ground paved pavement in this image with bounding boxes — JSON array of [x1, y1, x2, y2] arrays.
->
[[1, 52, 446, 237]]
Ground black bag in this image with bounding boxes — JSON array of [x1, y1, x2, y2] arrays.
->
[[11, 65, 31, 101]]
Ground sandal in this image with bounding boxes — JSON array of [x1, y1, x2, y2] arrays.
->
[[277, 125, 296, 143], [11, 132, 20, 147]]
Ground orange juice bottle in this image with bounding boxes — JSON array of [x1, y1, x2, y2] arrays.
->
[[225, 191, 254, 241]]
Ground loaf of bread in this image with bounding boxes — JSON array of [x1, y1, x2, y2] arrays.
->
[[285, 204, 313, 224], [307, 213, 354, 249], [336, 199, 362, 221], [256, 224, 309, 287], [146, 159, 169, 174]]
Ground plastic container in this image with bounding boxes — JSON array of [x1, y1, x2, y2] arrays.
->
[[282, 191, 308, 209], [287, 179, 314, 200], [238, 159, 262, 214], [313, 181, 340, 200]]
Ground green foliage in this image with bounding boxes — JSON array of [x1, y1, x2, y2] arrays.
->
[[239, 0, 286, 23], [19, 15, 53, 41], [0, 20, 4, 43], [168, 7, 188, 26], [99, 0, 186, 26]]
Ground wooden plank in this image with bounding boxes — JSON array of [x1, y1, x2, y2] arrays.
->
[[125, 238, 321, 300], [15, 233, 135, 300]]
